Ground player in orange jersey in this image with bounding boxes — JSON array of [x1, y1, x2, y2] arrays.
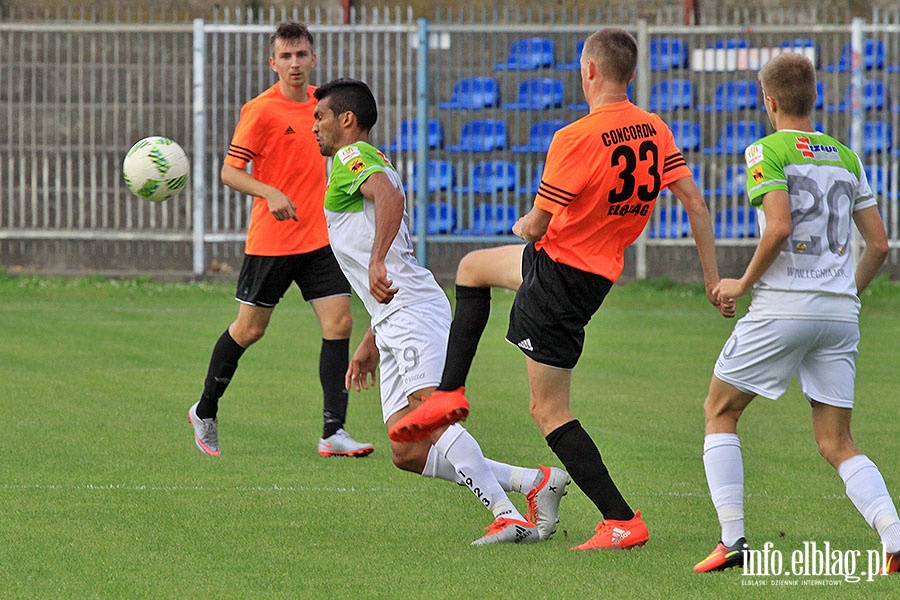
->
[[390, 28, 733, 549], [188, 22, 373, 458]]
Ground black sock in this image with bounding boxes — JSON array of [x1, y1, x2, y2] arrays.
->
[[437, 285, 491, 391], [546, 420, 634, 521], [196, 329, 246, 419], [320, 338, 350, 438]]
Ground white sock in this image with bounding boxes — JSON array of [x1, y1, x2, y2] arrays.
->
[[485, 459, 542, 494], [432, 423, 524, 521], [422, 446, 462, 482], [422, 451, 541, 495], [703, 433, 745, 546], [838, 454, 900, 553]]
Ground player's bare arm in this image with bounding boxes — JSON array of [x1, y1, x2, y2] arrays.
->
[[667, 176, 733, 317], [347, 327, 379, 391], [221, 163, 297, 221], [715, 189, 792, 302], [852, 205, 889, 295], [512, 206, 552, 242], [359, 172, 403, 304]]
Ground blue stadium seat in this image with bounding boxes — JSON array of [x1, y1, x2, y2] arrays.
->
[[454, 160, 518, 194], [556, 39, 585, 70], [494, 37, 555, 70], [779, 38, 820, 66], [650, 37, 688, 71], [864, 164, 898, 199], [824, 39, 885, 72], [461, 204, 519, 235], [708, 38, 750, 49], [649, 79, 694, 111], [412, 202, 457, 235], [446, 119, 508, 152], [511, 119, 567, 153], [698, 80, 758, 112], [501, 78, 565, 110], [703, 121, 765, 155], [814, 80, 825, 110], [405, 160, 455, 194], [438, 77, 500, 110], [670, 120, 701, 152], [527, 163, 545, 195], [715, 206, 758, 238], [713, 164, 748, 197], [827, 79, 887, 112], [387, 119, 444, 152], [659, 164, 705, 197], [850, 121, 893, 156], [648, 206, 691, 239]]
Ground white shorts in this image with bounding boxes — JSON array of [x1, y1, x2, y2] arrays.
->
[[372, 299, 451, 422], [713, 317, 859, 408]]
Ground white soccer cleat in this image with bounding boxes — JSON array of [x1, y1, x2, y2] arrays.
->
[[471, 517, 540, 546], [526, 465, 571, 540], [317, 428, 374, 457], [188, 401, 220, 456]]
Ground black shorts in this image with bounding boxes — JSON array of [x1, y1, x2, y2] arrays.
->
[[235, 245, 351, 308], [506, 243, 613, 369]]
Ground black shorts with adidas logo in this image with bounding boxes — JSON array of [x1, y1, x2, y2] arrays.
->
[[505, 243, 613, 369]]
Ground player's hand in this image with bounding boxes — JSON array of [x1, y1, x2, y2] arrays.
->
[[512, 216, 527, 240], [266, 192, 298, 221], [369, 260, 398, 304], [714, 278, 749, 316], [706, 282, 736, 318], [346, 340, 379, 391]]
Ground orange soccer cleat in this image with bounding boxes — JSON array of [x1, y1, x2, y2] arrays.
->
[[573, 510, 649, 551], [388, 387, 470, 443]]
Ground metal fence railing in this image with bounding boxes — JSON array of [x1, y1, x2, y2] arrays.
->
[[2, 11, 900, 276]]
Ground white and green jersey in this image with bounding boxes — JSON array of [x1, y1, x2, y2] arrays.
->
[[324, 141, 445, 326], [743, 129, 877, 321]]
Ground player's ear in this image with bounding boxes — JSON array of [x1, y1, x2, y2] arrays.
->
[[340, 110, 356, 129], [268, 56, 276, 72]]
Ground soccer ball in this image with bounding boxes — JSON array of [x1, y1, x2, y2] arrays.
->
[[122, 136, 190, 202]]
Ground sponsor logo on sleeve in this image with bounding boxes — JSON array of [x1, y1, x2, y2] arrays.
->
[[750, 165, 765, 183], [337, 145, 361, 165], [350, 159, 366, 174], [745, 143, 764, 166]]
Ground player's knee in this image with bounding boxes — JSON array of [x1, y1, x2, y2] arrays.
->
[[815, 434, 858, 468], [703, 395, 737, 425], [232, 322, 266, 346], [330, 311, 353, 338], [320, 308, 353, 339], [455, 251, 480, 286], [390, 441, 428, 473]]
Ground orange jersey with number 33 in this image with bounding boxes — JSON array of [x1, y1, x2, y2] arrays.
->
[[534, 100, 691, 281]]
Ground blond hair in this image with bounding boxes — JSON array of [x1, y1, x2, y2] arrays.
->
[[758, 53, 817, 117]]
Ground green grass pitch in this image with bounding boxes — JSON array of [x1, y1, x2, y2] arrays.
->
[[0, 273, 897, 598]]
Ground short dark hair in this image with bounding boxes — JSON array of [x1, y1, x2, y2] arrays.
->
[[270, 21, 314, 55], [314, 78, 378, 132], [583, 28, 637, 85]]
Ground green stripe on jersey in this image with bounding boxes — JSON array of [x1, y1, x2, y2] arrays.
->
[[744, 130, 861, 206], [325, 142, 394, 213]]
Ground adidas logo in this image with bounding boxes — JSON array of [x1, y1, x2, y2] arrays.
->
[[610, 527, 631, 547], [284, 126, 296, 135], [517, 338, 534, 351], [514, 524, 533, 543]]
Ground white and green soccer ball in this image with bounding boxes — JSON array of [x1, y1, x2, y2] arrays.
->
[[122, 136, 190, 202]]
